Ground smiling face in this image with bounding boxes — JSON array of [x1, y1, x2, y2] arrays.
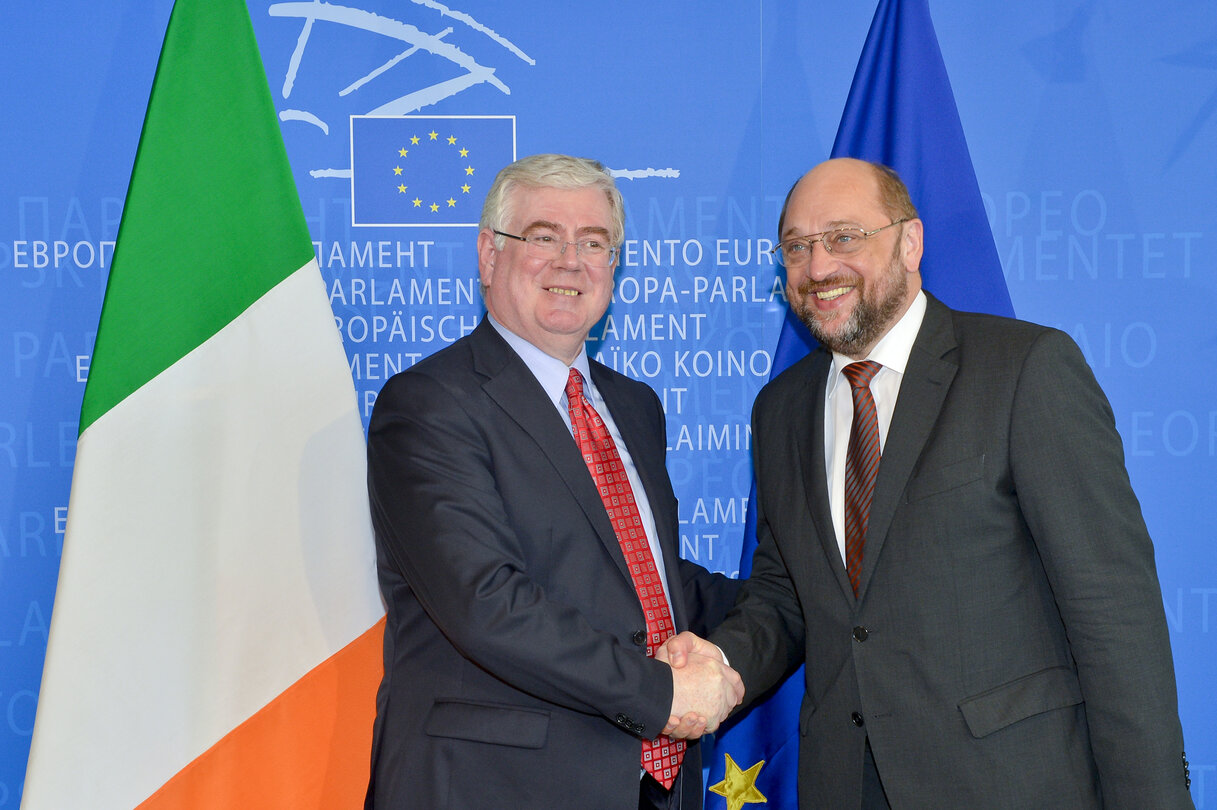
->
[[782, 159, 923, 360], [478, 184, 617, 364]]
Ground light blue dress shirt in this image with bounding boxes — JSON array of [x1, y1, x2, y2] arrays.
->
[[488, 317, 673, 606]]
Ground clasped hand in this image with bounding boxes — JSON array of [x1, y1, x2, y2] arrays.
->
[[656, 631, 744, 739]]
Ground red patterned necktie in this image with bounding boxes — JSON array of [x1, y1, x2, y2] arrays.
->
[[843, 361, 883, 597], [564, 368, 685, 788]]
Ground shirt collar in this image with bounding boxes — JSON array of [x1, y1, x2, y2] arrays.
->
[[488, 316, 591, 409], [829, 289, 927, 383]]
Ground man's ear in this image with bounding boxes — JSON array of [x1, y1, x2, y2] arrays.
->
[[901, 217, 924, 272], [477, 229, 497, 289]]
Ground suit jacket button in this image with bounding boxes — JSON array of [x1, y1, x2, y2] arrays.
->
[[632, 630, 647, 647], [850, 712, 865, 727], [616, 713, 631, 728], [852, 626, 869, 642]]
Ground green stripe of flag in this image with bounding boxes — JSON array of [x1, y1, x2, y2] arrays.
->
[[81, 0, 314, 433]]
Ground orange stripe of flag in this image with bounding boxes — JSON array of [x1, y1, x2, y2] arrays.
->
[[137, 618, 385, 809]]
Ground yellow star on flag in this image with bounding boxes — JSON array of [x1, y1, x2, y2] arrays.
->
[[428, 130, 439, 140], [446, 198, 457, 207], [447, 135, 457, 145], [412, 198, 422, 207], [393, 166, 403, 175], [708, 754, 767, 810], [461, 184, 471, 193], [397, 184, 407, 193], [459, 147, 469, 157], [429, 202, 440, 212], [410, 135, 420, 145], [398, 147, 408, 157]]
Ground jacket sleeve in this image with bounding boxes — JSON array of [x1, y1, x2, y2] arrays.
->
[[707, 387, 808, 707], [1008, 329, 1191, 807]]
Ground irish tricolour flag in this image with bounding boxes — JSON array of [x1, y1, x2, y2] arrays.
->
[[21, 1, 385, 807]]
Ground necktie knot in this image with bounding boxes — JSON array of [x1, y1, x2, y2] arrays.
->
[[565, 368, 585, 403], [843, 360, 882, 390]]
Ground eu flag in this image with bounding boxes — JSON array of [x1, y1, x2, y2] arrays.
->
[[706, 1, 1013, 807], [350, 115, 516, 227]]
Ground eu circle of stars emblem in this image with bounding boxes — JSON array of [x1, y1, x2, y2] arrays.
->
[[350, 115, 515, 227]]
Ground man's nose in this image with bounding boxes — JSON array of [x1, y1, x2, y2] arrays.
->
[[555, 241, 582, 268], [803, 240, 837, 280]]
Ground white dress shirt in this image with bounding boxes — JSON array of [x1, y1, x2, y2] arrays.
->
[[824, 291, 927, 565]]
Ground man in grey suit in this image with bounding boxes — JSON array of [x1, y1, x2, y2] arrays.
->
[[364, 153, 743, 809], [664, 158, 1191, 808]]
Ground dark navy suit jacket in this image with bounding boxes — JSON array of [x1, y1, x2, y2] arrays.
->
[[365, 318, 738, 809]]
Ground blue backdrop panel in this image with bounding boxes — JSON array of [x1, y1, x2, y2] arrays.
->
[[1, 1, 1213, 806]]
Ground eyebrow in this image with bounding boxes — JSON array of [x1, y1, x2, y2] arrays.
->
[[781, 219, 862, 239], [522, 220, 611, 238]]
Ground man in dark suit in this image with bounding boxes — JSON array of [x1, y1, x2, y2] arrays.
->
[[364, 153, 743, 809], [664, 158, 1191, 808]]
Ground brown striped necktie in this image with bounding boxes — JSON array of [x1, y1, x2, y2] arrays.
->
[[843, 361, 883, 597]]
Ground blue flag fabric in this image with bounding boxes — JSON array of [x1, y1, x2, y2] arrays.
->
[[705, 1, 1013, 807], [832, 0, 1014, 318], [350, 115, 516, 227]]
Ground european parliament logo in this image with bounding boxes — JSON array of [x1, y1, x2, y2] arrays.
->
[[350, 115, 516, 227]]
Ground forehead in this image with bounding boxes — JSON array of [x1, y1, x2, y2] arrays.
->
[[507, 184, 612, 230], [784, 162, 886, 233]]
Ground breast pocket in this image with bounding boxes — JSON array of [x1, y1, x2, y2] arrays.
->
[[904, 454, 985, 503]]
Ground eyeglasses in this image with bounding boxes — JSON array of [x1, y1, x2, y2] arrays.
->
[[493, 229, 618, 268], [770, 218, 909, 267]]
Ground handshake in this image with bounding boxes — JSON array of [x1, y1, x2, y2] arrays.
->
[[657, 632, 745, 740]]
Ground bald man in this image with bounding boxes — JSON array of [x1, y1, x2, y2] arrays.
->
[[667, 158, 1191, 808]]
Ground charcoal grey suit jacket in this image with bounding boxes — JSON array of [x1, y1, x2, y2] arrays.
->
[[712, 293, 1191, 808]]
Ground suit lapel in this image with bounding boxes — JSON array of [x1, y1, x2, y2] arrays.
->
[[471, 322, 637, 588], [857, 295, 958, 600], [793, 351, 859, 603]]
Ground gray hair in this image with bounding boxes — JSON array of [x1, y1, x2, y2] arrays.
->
[[480, 154, 625, 247]]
